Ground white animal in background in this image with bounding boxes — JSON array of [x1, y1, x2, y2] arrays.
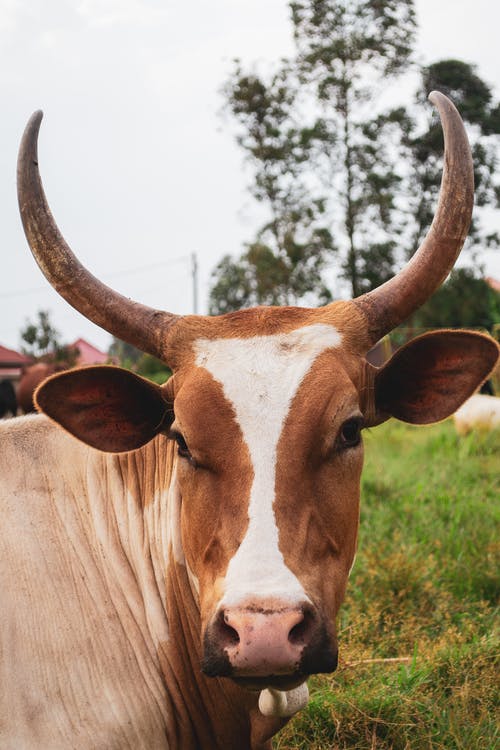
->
[[453, 393, 500, 436]]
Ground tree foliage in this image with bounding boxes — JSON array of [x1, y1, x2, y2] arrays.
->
[[291, 0, 418, 297], [108, 337, 144, 369], [406, 59, 500, 261], [210, 2, 500, 318], [210, 0, 417, 313], [412, 268, 500, 331], [20, 309, 78, 364], [108, 337, 171, 383], [210, 62, 335, 313]]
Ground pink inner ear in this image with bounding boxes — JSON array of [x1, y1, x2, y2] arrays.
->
[[375, 331, 499, 425], [36, 366, 173, 452]]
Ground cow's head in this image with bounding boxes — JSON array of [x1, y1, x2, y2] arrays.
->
[[18, 93, 499, 694]]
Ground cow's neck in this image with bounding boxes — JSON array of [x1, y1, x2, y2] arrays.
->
[[112, 437, 280, 750]]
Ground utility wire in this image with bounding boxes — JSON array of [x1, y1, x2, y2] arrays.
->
[[0, 255, 192, 300]]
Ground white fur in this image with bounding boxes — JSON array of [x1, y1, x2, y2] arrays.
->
[[194, 324, 342, 606]]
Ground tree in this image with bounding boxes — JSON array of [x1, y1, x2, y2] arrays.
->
[[210, 63, 335, 313], [108, 336, 170, 383], [211, 4, 500, 314], [20, 309, 77, 364], [413, 268, 500, 331], [135, 354, 171, 385], [291, 0, 417, 296], [406, 59, 500, 262], [209, 0, 417, 313], [108, 337, 144, 369]]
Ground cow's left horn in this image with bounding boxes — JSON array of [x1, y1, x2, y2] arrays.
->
[[17, 111, 180, 360], [353, 91, 474, 345]]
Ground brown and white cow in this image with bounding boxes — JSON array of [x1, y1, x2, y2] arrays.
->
[[1, 92, 498, 749]]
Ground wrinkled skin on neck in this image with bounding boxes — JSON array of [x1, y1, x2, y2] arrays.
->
[[0, 418, 286, 749], [92, 434, 295, 749]]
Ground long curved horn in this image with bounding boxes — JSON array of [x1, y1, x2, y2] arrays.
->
[[353, 91, 474, 345], [17, 111, 180, 360]]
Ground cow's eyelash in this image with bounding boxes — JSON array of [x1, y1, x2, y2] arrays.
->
[[168, 430, 195, 463]]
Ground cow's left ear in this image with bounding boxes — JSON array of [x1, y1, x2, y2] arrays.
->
[[368, 330, 499, 425], [35, 365, 174, 452]]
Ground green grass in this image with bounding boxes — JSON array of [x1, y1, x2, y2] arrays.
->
[[275, 420, 500, 750]]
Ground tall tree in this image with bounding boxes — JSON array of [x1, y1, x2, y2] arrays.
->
[[210, 64, 335, 313], [290, 0, 416, 296], [406, 59, 500, 263], [210, 0, 417, 313], [211, 5, 500, 316]]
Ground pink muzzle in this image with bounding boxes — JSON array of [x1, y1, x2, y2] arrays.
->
[[202, 600, 337, 684]]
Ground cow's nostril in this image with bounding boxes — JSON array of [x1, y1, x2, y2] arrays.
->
[[288, 608, 314, 646], [216, 610, 240, 647], [204, 603, 336, 679]]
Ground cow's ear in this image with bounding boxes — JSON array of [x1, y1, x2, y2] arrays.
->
[[372, 330, 499, 425], [35, 366, 174, 452]]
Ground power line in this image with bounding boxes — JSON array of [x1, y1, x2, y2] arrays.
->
[[0, 285, 48, 299], [105, 255, 191, 280], [0, 255, 192, 300]]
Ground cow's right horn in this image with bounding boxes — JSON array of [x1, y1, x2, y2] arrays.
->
[[353, 91, 474, 347], [17, 111, 181, 361]]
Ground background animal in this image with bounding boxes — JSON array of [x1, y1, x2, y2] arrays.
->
[[0, 379, 17, 418], [17, 362, 67, 413], [1, 93, 498, 750], [453, 393, 500, 435]]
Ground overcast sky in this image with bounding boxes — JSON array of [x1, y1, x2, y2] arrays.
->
[[1, 0, 499, 352]]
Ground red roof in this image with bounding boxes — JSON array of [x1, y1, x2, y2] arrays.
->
[[0, 344, 31, 366], [70, 338, 109, 366]]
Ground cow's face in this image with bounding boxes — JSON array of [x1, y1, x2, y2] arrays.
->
[[36, 312, 498, 691], [170, 322, 363, 688]]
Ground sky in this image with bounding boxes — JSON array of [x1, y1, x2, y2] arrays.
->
[[1, 0, 499, 352]]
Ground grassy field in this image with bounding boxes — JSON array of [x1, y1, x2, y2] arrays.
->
[[275, 420, 499, 750]]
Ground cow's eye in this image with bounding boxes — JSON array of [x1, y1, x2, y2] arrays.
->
[[339, 417, 363, 449], [169, 430, 194, 463]]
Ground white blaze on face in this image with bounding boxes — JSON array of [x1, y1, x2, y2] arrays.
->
[[194, 324, 342, 607]]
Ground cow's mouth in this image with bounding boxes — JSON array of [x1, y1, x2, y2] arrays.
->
[[231, 674, 306, 692]]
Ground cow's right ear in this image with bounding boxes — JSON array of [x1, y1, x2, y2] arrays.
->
[[366, 330, 499, 426], [35, 365, 174, 452]]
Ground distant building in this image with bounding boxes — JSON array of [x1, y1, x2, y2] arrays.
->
[[0, 344, 32, 383], [69, 338, 110, 366]]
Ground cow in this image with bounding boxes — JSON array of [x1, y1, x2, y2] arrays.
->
[[1, 92, 498, 749], [453, 393, 500, 435], [0, 378, 17, 418], [17, 361, 67, 413]]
